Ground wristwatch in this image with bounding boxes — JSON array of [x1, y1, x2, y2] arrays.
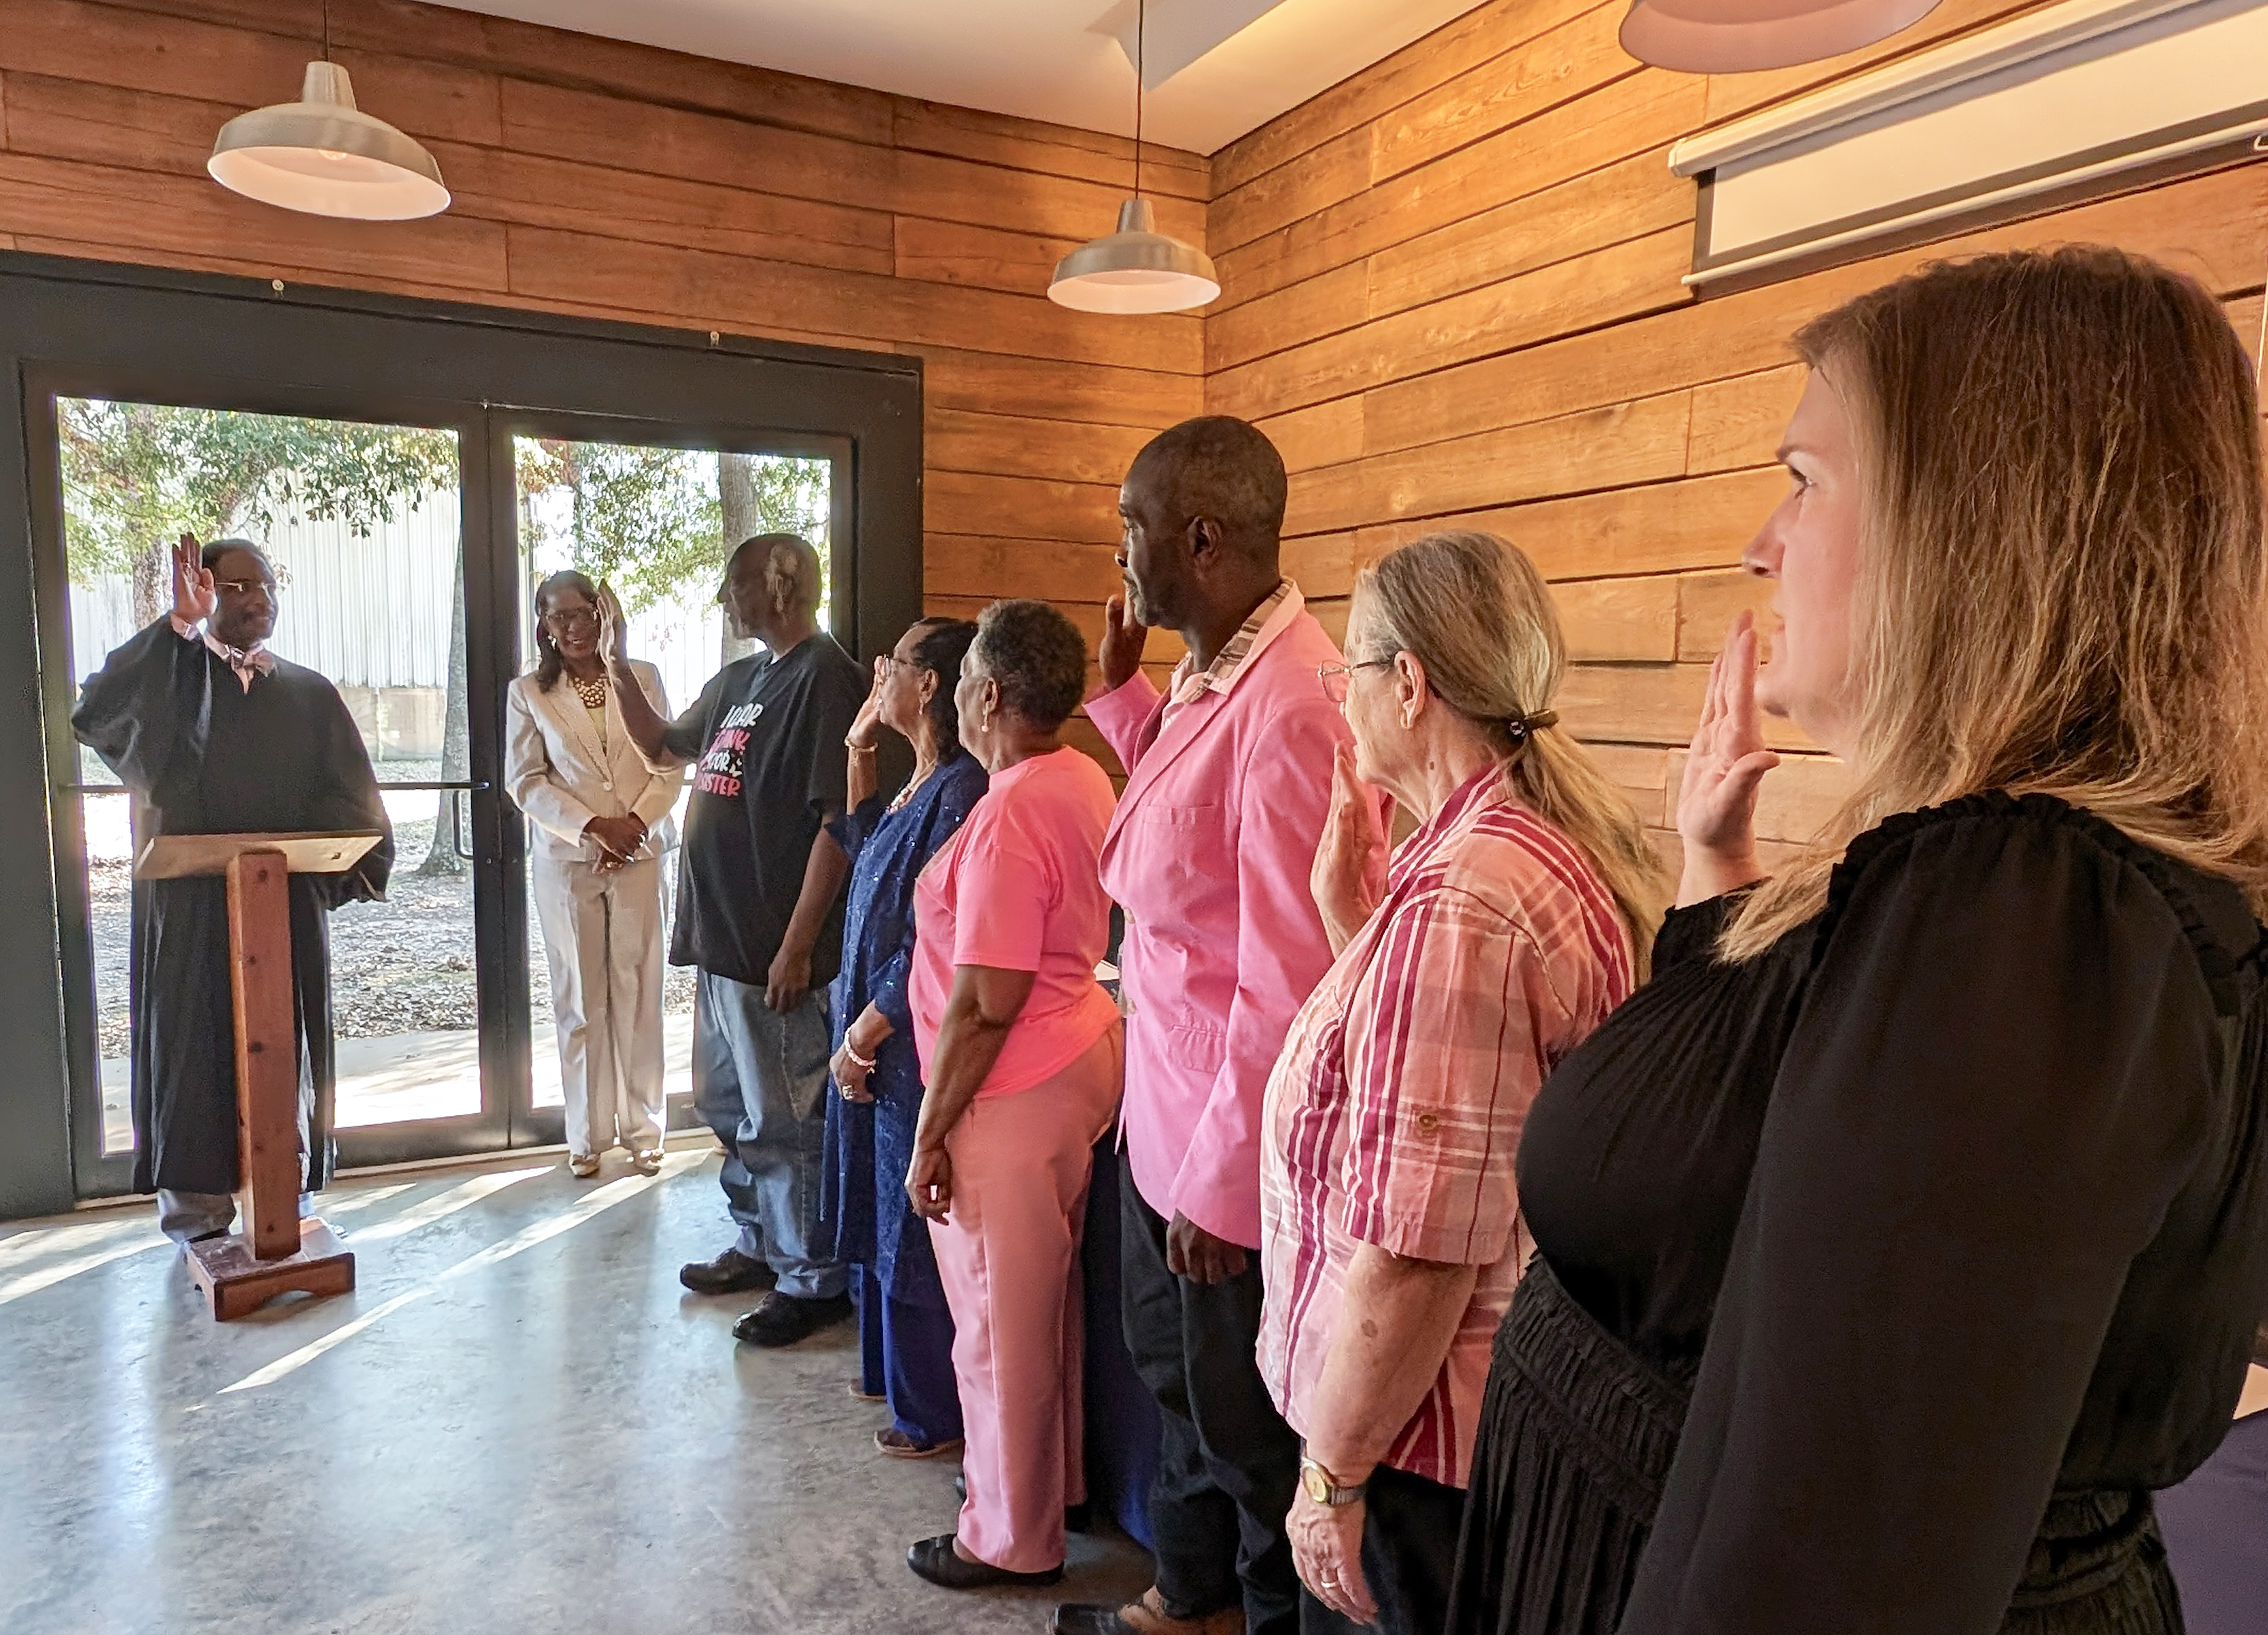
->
[[1299, 1454, 1367, 1507]]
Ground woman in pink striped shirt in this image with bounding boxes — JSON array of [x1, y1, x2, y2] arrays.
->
[[1258, 532, 1667, 1634]]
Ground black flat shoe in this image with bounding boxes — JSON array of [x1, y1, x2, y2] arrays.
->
[[905, 1534, 1062, 1589], [679, 1246, 773, 1295], [732, 1290, 851, 1346], [953, 1473, 1091, 1532]]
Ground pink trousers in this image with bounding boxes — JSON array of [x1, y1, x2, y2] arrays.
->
[[930, 1023, 1124, 1573]]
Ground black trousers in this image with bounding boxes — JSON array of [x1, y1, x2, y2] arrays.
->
[[1298, 1464, 1467, 1635], [1119, 1152, 1303, 1635]]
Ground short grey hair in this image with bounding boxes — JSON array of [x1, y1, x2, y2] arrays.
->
[[973, 600, 1088, 731]]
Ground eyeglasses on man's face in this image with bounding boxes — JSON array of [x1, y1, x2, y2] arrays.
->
[[213, 577, 278, 598], [1317, 657, 1395, 706]]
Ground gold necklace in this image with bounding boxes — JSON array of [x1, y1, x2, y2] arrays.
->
[[571, 672, 607, 709]]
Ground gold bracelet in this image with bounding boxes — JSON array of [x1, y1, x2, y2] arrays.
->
[[845, 741, 877, 755]]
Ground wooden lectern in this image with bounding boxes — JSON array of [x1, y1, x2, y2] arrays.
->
[[135, 830, 384, 1321]]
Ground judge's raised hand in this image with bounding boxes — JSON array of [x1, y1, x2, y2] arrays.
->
[[1674, 610, 1779, 905], [1098, 594, 1149, 692], [1311, 741, 1388, 956], [171, 533, 216, 627]]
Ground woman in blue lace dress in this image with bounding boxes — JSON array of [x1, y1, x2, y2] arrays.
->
[[823, 617, 986, 1459]]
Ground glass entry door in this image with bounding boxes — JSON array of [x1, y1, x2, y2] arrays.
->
[[32, 379, 866, 1198], [499, 419, 848, 1146], [37, 389, 515, 1193]]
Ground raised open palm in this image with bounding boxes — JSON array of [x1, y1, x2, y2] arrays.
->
[[595, 582, 629, 667], [171, 532, 216, 626], [1677, 610, 1780, 871]]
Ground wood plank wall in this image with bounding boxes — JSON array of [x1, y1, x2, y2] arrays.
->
[[0, 0, 1213, 774], [1201, 0, 2268, 868], [6, 0, 2264, 814]]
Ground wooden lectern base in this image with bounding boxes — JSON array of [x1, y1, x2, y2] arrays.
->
[[186, 1217, 356, 1322]]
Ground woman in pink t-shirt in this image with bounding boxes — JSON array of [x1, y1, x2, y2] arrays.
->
[[901, 599, 1123, 1591]]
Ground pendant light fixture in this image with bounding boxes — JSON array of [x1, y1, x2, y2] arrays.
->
[[1618, 0, 1944, 73], [208, 0, 449, 221], [1048, 0, 1219, 314]]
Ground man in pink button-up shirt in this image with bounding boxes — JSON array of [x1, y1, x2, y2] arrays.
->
[[1054, 419, 1354, 1635]]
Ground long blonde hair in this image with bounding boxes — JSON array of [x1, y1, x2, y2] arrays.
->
[[1723, 246, 2268, 959], [1356, 531, 1669, 973]]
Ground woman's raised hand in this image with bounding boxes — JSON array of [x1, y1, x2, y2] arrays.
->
[[171, 533, 216, 627], [848, 654, 887, 751], [1674, 611, 1779, 902], [1310, 741, 1389, 956]]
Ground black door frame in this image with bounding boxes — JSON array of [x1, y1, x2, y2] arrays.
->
[[490, 407, 861, 1153], [24, 366, 509, 1195], [0, 250, 923, 1217]]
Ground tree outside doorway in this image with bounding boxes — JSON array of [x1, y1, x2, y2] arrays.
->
[[56, 402, 838, 1142]]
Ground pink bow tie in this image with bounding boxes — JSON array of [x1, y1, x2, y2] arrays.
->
[[206, 634, 275, 691]]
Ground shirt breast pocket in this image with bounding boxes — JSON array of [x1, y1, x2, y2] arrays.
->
[[1126, 802, 1227, 919]]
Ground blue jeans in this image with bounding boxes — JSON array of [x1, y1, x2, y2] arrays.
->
[[693, 971, 845, 1299]]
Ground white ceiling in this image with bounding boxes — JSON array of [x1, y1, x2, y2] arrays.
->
[[423, 0, 1493, 155]]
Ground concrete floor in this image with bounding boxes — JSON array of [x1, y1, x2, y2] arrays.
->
[[103, 1014, 702, 1147], [0, 1147, 1152, 1634]]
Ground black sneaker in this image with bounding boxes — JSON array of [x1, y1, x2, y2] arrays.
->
[[678, 1246, 774, 1295], [732, 1290, 852, 1346]]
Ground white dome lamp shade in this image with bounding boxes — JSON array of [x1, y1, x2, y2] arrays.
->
[[1048, 0, 1217, 315], [208, 61, 449, 221], [1049, 197, 1220, 315], [1619, 0, 1944, 72]]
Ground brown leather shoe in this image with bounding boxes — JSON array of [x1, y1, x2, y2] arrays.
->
[[1050, 1588, 1245, 1635]]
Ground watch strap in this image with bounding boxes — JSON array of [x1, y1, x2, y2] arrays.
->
[[1300, 1454, 1368, 1507]]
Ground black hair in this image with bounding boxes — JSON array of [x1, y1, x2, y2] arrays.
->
[[200, 538, 272, 575], [907, 618, 979, 755], [973, 600, 1087, 732], [1128, 416, 1288, 559], [531, 569, 602, 692]]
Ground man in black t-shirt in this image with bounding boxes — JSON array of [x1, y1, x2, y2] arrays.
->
[[607, 533, 865, 1346]]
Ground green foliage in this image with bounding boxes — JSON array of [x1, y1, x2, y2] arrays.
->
[[54, 400, 831, 621], [56, 398, 457, 585], [515, 439, 830, 615]]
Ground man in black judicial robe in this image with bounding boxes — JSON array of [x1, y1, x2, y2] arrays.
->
[[73, 535, 392, 1244]]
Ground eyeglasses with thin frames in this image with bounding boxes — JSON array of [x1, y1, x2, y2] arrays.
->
[[1316, 657, 1394, 706]]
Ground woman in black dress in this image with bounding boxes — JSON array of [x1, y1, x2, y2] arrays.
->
[[1445, 246, 2268, 1635]]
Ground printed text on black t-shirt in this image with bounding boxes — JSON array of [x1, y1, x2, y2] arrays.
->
[[696, 701, 763, 797]]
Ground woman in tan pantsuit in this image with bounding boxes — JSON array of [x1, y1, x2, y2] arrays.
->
[[506, 572, 682, 1176]]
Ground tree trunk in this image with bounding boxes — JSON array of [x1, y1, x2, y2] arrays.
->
[[130, 541, 168, 628], [417, 534, 471, 877], [718, 451, 760, 665]]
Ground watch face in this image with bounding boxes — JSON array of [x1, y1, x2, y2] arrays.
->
[[1301, 1463, 1332, 1504]]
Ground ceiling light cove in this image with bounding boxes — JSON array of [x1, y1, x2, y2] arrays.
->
[[1089, 0, 1294, 90], [416, 0, 1493, 155]]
